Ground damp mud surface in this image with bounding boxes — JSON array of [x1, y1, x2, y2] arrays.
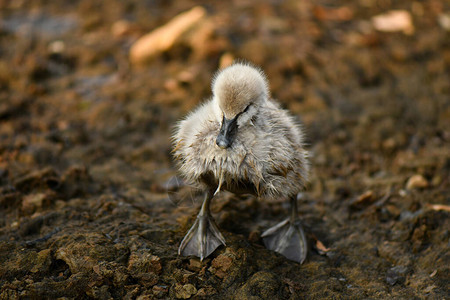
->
[[0, 1, 449, 299]]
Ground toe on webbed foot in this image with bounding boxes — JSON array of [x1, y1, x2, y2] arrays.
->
[[261, 218, 308, 263], [178, 214, 226, 261]]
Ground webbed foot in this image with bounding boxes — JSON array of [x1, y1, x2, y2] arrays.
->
[[262, 196, 308, 263], [261, 218, 307, 263], [178, 213, 226, 260]]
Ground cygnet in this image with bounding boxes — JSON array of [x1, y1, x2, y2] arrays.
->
[[172, 62, 309, 263]]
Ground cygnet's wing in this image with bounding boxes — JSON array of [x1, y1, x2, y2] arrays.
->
[[245, 101, 309, 198], [172, 99, 220, 185]]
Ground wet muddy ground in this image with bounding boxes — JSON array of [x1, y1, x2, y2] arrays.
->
[[0, 0, 449, 299]]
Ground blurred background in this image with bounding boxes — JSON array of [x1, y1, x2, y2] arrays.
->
[[0, 0, 449, 299]]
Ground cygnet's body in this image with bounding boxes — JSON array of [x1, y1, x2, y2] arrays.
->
[[173, 63, 309, 263]]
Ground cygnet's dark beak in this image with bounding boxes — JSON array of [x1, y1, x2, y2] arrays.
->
[[216, 115, 238, 149]]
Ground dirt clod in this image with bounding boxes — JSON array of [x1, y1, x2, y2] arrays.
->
[[174, 283, 197, 299]]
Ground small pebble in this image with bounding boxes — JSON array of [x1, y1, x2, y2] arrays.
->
[[355, 190, 374, 204], [438, 14, 450, 31], [406, 174, 428, 190], [372, 10, 414, 34], [386, 265, 408, 285], [48, 40, 65, 54]]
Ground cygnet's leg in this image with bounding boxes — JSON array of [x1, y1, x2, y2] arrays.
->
[[178, 189, 226, 260], [261, 196, 307, 263]]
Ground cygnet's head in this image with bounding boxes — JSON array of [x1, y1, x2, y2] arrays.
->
[[211, 63, 270, 149]]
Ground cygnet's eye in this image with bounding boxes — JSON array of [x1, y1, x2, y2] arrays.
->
[[237, 104, 251, 119]]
